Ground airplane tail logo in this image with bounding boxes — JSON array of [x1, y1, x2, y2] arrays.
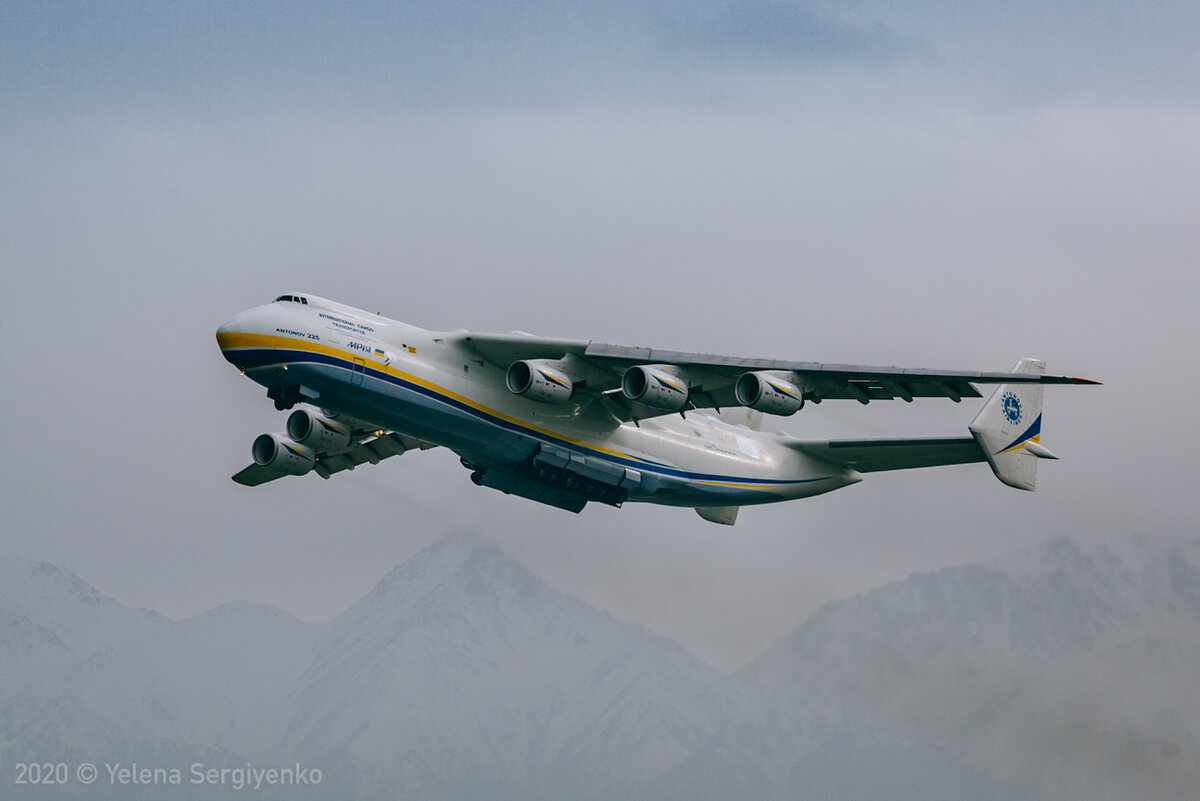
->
[[1001, 391, 1023, 424], [969, 359, 1055, 491]]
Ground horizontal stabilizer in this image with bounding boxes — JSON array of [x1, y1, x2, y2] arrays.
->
[[788, 437, 985, 473]]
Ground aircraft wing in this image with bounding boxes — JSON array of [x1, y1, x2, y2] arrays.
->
[[788, 437, 986, 473], [233, 430, 437, 486], [460, 332, 1098, 420], [583, 343, 1096, 400]]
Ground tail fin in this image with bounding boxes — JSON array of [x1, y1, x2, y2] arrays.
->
[[968, 358, 1059, 491]]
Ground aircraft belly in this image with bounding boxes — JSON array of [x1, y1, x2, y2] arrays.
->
[[279, 362, 539, 465], [608, 418, 860, 507], [242, 343, 858, 508]]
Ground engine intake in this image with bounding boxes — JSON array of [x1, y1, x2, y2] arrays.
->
[[506, 360, 574, 404], [286, 408, 352, 452], [252, 433, 315, 476], [735, 372, 805, 416], [622, 365, 690, 412]]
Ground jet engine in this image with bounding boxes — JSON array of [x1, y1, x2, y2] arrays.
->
[[286, 408, 352, 452], [734, 372, 805, 415], [251, 433, 315, 476], [622, 365, 690, 412], [506, 360, 574, 404]]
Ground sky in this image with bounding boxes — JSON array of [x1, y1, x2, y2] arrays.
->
[[2, 0, 1198, 671]]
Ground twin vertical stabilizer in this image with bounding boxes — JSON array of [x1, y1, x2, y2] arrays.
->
[[969, 358, 1059, 491]]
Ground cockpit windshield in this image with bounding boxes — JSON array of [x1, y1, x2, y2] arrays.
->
[[274, 295, 308, 304]]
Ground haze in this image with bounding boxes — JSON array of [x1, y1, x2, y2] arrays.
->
[[2, 0, 1197, 671]]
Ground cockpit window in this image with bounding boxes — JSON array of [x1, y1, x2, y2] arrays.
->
[[274, 295, 308, 304]]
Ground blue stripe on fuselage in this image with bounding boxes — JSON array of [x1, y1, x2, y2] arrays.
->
[[226, 346, 824, 488], [997, 413, 1042, 454]]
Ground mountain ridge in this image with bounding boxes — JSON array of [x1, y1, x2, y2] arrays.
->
[[3, 531, 1198, 800]]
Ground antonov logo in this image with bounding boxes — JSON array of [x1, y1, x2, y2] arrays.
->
[[1001, 392, 1023, 425]]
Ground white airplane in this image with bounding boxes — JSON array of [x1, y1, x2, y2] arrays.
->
[[216, 293, 1098, 525]]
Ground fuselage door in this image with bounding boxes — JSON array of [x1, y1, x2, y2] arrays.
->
[[351, 357, 366, 386]]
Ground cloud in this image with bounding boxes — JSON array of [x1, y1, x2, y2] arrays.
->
[[0, 1, 932, 116], [7, 0, 1195, 119], [658, 1, 931, 68]]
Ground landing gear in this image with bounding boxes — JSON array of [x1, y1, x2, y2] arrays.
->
[[268, 385, 302, 411]]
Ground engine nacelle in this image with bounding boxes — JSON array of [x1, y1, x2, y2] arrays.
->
[[251, 433, 315, 476], [286, 408, 352, 452], [734, 372, 805, 416], [622, 365, 690, 412], [506, 360, 574, 404]]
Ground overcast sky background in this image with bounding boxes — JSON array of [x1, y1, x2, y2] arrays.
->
[[2, 1, 1198, 670]]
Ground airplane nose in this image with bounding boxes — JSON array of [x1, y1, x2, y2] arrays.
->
[[216, 311, 245, 342], [216, 307, 262, 367], [216, 306, 264, 339]]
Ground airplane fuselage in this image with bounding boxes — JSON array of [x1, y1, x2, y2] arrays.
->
[[216, 295, 861, 509]]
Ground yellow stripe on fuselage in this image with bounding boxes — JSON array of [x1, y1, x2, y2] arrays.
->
[[217, 331, 676, 473]]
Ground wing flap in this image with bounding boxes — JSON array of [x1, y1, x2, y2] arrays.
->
[[232, 464, 289, 487], [315, 432, 435, 478], [790, 437, 985, 473]]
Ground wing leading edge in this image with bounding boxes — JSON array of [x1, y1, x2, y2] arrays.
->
[[584, 342, 1096, 401], [460, 331, 1098, 422]]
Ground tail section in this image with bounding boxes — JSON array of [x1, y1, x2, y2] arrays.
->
[[969, 358, 1058, 491]]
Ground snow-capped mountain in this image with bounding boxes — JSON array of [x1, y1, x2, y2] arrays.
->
[[736, 535, 1200, 801], [242, 532, 730, 801], [3, 532, 1198, 801], [0, 559, 316, 799]]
